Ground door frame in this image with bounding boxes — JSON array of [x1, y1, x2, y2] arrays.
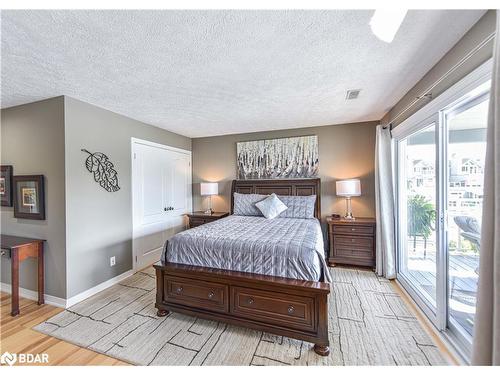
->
[[392, 59, 492, 361], [131, 137, 192, 271], [395, 114, 442, 328]]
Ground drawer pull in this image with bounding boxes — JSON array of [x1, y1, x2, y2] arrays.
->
[[351, 228, 356, 231], [208, 291, 215, 299], [247, 297, 255, 305], [351, 239, 355, 243], [287, 305, 295, 314], [176, 286, 183, 294]]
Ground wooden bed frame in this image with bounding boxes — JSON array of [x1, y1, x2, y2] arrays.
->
[[154, 178, 330, 356]]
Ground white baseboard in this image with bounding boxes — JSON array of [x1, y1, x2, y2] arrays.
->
[[1, 269, 135, 309], [65, 269, 134, 308], [0, 282, 66, 308]]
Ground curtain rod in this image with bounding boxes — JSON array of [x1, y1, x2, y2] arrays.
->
[[388, 30, 496, 127]]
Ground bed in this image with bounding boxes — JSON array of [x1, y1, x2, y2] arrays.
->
[[154, 178, 331, 356]]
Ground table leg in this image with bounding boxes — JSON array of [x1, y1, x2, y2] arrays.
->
[[11, 248, 19, 316], [37, 243, 44, 305]]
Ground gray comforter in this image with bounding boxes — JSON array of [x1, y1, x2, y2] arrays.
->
[[162, 215, 331, 282]]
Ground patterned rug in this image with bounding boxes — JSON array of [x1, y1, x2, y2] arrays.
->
[[34, 267, 447, 365]]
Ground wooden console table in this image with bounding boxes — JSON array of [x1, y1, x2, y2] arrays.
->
[[0, 235, 45, 316]]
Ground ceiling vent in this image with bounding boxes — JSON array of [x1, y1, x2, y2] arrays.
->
[[345, 89, 361, 100]]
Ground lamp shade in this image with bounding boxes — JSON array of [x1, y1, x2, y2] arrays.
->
[[336, 179, 361, 197], [200, 182, 218, 196]]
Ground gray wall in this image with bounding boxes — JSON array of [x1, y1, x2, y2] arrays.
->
[[192, 121, 378, 220], [1, 97, 67, 299], [64, 96, 191, 298], [383, 10, 496, 127]]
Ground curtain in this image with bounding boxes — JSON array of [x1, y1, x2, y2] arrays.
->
[[375, 125, 396, 279], [472, 12, 500, 366]]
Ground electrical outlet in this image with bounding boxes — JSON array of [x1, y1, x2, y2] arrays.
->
[[110, 256, 116, 267]]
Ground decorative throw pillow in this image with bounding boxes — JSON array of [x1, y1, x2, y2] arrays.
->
[[233, 193, 267, 216], [277, 195, 316, 219], [255, 193, 288, 219]]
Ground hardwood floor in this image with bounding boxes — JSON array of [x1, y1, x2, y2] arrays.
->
[[0, 292, 129, 366]]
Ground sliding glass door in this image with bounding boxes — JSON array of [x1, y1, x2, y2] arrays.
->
[[444, 93, 488, 348], [397, 122, 439, 320], [394, 62, 491, 360]]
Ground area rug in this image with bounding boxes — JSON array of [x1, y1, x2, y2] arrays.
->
[[34, 267, 447, 365]]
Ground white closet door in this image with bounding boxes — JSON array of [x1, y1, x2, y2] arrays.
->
[[137, 143, 167, 225], [163, 150, 192, 239], [132, 139, 192, 270], [170, 152, 191, 214]]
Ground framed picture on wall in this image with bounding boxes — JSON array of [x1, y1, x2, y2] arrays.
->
[[13, 175, 45, 220], [1, 165, 13, 207]]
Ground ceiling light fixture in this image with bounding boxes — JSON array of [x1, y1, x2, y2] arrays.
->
[[369, 9, 408, 43]]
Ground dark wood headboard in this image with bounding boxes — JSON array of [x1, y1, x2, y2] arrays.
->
[[230, 178, 321, 219]]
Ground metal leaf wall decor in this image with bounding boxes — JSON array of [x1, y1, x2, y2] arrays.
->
[[81, 149, 120, 192]]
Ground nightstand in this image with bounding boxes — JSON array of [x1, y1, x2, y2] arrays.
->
[[187, 211, 229, 228], [327, 217, 376, 268]]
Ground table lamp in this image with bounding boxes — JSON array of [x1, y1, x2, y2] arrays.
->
[[200, 182, 218, 215], [336, 179, 361, 220]]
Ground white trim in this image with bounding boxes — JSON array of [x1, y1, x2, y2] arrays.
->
[[2, 269, 136, 309], [0, 283, 66, 308], [130, 137, 191, 156], [65, 269, 134, 307], [392, 58, 493, 140]]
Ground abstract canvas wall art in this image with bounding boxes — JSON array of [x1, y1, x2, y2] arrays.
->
[[237, 135, 319, 179]]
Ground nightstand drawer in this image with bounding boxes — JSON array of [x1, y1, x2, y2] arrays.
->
[[187, 212, 229, 229], [335, 246, 373, 259], [189, 218, 208, 227], [334, 235, 373, 249], [332, 225, 374, 235]]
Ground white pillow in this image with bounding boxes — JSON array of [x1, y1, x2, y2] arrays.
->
[[255, 193, 288, 219]]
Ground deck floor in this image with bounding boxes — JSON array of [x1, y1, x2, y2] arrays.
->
[[406, 251, 479, 336]]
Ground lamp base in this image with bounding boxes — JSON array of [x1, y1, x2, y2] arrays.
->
[[343, 197, 355, 220], [204, 195, 214, 215]]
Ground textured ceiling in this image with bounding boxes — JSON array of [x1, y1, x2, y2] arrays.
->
[[1, 10, 486, 138]]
